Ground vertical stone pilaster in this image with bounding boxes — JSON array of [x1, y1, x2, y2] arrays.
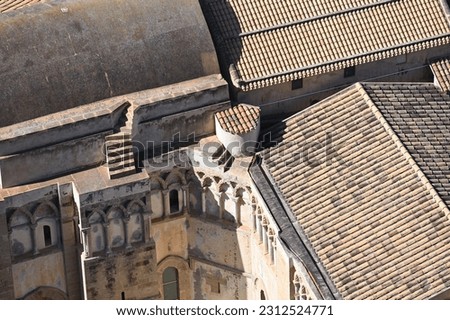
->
[[0, 211, 14, 299], [162, 190, 169, 216], [81, 227, 90, 258], [143, 212, 151, 244], [201, 187, 207, 216], [182, 185, 189, 214], [268, 235, 275, 264], [233, 196, 242, 226], [124, 216, 132, 250], [104, 223, 112, 255], [251, 205, 257, 232], [262, 222, 269, 254], [219, 192, 224, 220], [31, 223, 39, 255], [256, 214, 262, 243]]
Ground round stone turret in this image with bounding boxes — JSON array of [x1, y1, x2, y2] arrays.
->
[[215, 104, 260, 157]]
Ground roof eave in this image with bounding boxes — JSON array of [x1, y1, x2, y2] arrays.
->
[[238, 35, 450, 91]]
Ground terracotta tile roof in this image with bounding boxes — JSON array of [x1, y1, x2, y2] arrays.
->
[[203, 0, 450, 90], [207, 0, 383, 37], [216, 104, 260, 134], [260, 83, 450, 299], [363, 82, 450, 209], [431, 58, 450, 92], [0, 0, 42, 13]]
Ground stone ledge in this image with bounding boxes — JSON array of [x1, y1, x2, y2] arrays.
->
[[0, 100, 129, 156]]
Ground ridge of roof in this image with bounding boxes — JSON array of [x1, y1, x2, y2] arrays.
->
[[236, 0, 396, 39], [204, 0, 387, 37], [357, 82, 450, 218]]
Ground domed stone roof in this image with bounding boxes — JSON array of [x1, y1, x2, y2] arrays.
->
[[0, 0, 220, 127]]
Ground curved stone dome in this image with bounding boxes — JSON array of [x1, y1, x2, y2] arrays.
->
[[0, 0, 220, 127]]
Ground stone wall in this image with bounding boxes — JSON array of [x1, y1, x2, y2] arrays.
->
[[83, 243, 158, 300], [0, 210, 14, 299], [0, 100, 127, 156], [134, 76, 228, 123], [191, 258, 249, 300], [12, 252, 66, 299], [0, 183, 80, 299], [134, 75, 229, 153], [152, 217, 189, 263], [58, 183, 82, 299], [136, 103, 229, 154], [0, 75, 229, 188], [0, 131, 112, 188]]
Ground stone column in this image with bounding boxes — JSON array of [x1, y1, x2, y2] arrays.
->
[[104, 222, 112, 255], [263, 224, 269, 254], [146, 193, 153, 218], [269, 235, 275, 264], [233, 196, 242, 226], [182, 185, 189, 214], [273, 238, 277, 263], [81, 227, 90, 258], [73, 216, 80, 244], [0, 217, 14, 299], [162, 190, 170, 216], [256, 215, 262, 244], [143, 212, 151, 244], [252, 206, 257, 232], [219, 192, 224, 220], [201, 187, 207, 216], [124, 216, 132, 250], [30, 223, 39, 255]]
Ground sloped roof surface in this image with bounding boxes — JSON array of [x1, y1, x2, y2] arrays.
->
[[260, 82, 450, 299], [0, 0, 42, 13], [431, 58, 450, 92], [203, 0, 450, 90], [364, 82, 450, 208], [216, 104, 260, 134]]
